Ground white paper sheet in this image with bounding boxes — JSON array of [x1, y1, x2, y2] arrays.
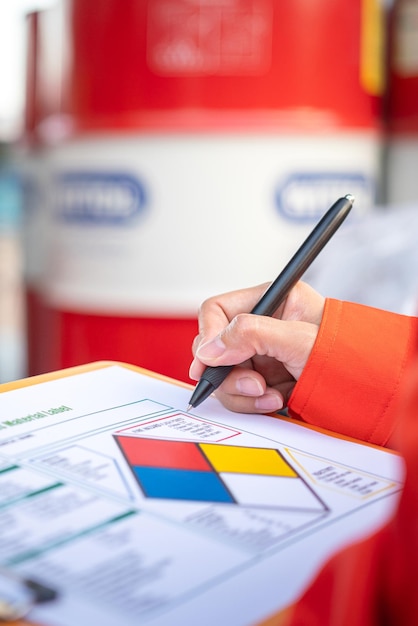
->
[[0, 364, 403, 626]]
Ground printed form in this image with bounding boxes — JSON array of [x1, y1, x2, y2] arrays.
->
[[0, 364, 402, 626]]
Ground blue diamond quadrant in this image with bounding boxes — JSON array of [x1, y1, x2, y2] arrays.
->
[[133, 466, 235, 502]]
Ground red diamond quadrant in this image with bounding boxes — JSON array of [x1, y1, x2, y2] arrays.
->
[[114, 435, 212, 471]]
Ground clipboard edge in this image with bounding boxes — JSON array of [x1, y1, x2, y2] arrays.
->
[[0, 361, 193, 393]]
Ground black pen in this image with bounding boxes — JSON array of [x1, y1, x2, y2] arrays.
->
[[187, 194, 354, 411]]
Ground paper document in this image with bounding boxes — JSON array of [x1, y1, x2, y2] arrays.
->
[[0, 363, 402, 626]]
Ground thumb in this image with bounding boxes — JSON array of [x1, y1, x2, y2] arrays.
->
[[195, 313, 318, 380]]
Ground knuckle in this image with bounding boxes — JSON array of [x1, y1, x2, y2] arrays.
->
[[228, 313, 261, 344], [229, 313, 251, 335], [198, 295, 218, 315]]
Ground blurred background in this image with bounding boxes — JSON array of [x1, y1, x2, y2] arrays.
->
[[0, 0, 417, 384]]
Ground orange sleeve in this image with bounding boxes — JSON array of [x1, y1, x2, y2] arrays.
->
[[288, 298, 418, 447], [282, 355, 418, 626]]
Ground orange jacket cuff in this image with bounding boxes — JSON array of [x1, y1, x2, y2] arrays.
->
[[288, 298, 418, 447]]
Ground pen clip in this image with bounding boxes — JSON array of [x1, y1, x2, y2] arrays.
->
[[0, 567, 58, 622]]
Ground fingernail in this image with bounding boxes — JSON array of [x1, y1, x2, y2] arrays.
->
[[255, 393, 283, 411], [236, 377, 264, 396], [196, 336, 226, 360], [188, 358, 199, 381]]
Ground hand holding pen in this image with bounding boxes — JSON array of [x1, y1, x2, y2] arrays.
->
[[188, 195, 354, 412]]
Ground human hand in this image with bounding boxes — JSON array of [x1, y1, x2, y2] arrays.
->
[[189, 281, 325, 413]]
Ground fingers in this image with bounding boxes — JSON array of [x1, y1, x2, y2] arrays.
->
[[190, 283, 271, 380], [193, 281, 324, 351], [215, 388, 284, 414], [193, 314, 318, 380], [211, 366, 296, 414], [193, 283, 271, 347]]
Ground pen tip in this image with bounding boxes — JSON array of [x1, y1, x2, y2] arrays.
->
[[344, 193, 355, 204], [186, 404, 192, 413]]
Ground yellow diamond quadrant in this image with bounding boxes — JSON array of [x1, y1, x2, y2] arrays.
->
[[200, 444, 297, 477]]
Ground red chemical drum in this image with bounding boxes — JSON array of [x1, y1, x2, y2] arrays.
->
[[19, 10, 46, 377], [24, 0, 385, 382], [386, 0, 418, 204]]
